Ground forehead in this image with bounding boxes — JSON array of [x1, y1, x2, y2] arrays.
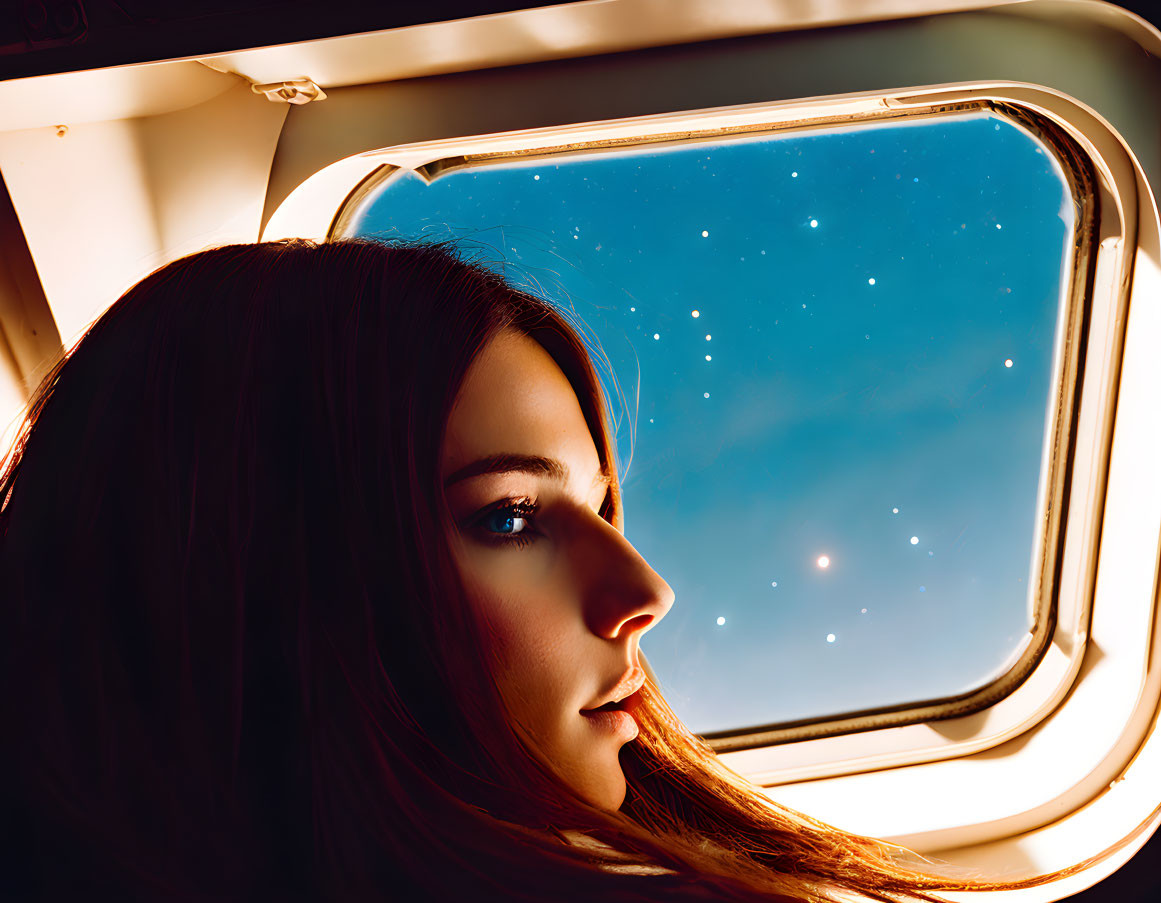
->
[[441, 328, 601, 481]]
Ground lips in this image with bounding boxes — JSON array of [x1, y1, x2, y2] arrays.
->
[[580, 706, 639, 740], [581, 664, 647, 713]]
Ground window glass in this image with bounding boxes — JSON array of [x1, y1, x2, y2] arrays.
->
[[344, 113, 1075, 736]]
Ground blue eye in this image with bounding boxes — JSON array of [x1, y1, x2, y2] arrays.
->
[[473, 498, 539, 548], [484, 509, 527, 535]]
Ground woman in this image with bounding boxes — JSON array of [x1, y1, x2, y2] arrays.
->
[[0, 239, 1028, 901]]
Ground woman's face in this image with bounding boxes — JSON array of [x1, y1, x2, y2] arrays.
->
[[441, 327, 674, 811]]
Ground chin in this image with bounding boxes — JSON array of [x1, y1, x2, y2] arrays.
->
[[604, 775, 628, 811], [577, 760, 628, 811]]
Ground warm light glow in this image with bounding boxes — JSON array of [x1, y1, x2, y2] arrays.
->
[[1005, 358, 1013, 368], [810, 219, 819, 228], [691, 310, 700, 318], [910, 536, 919, 545], [716, 616, 726, 626], [826, 633, 836, 643], [817, 555, 830, 569], [701, 230, 709, 237]]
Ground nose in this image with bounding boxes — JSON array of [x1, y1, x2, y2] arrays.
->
[[579, 515, 675, 641]]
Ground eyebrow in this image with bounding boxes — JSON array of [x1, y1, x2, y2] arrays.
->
[[443, 453, 614, 489]]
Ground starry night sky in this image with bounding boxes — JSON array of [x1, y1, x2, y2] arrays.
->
[[348, 113, 1074, 735]]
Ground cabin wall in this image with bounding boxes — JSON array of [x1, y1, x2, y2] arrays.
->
[[0, 79, 287, 348], [0, 74, 286, 454]]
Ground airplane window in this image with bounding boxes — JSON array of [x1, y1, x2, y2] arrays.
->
[[341, 110, 1077, 738]]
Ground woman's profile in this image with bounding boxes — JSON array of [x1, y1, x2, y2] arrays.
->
[[1, 239, 1033, 901]]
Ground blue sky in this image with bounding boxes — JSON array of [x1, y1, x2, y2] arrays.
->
[[350, 113, 1073, 735]]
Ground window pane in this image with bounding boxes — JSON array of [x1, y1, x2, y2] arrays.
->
[[344, 112, 1075, 736]]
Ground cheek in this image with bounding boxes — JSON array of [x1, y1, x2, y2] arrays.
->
[[483, 590, 571, 699], [460, 561, 578, 716], [458, 546, 560, 649], [450, 530, 592, 704]]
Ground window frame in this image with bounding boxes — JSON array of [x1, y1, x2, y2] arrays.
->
[[254, 6, 1161, 893], [265, 72, 1137, 779], [324, 93, 1098, 758]]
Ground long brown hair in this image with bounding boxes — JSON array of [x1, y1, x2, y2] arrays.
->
[[0, 239, 1038, 901]]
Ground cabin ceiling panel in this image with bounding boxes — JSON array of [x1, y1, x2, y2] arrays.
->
[[197, 0, 1024, 90], [0, 60, 236, 133], [0, 81, 287, 345]]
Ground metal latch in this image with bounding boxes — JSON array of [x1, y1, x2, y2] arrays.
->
[[251, 79, 327, 105]]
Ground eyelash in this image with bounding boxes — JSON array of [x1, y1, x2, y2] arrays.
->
[[472, 497, 541, 549], [471, 490, 615, 550]]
